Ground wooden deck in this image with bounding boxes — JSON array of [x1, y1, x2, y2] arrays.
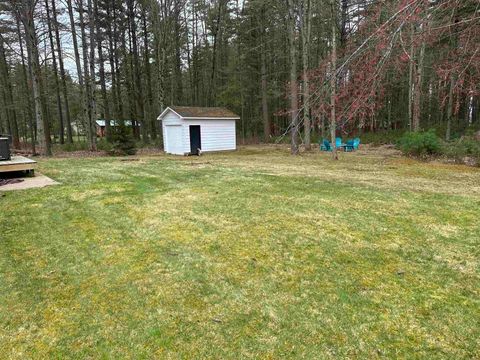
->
[[0, 156, 37, 173]]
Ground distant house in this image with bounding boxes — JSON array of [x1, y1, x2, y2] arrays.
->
[[158, 106, 240, 155], [95, 120, 138, 137]]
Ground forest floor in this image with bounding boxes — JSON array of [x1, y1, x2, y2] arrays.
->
[[1, 145, 479, 358]]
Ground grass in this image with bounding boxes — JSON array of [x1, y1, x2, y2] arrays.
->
[[1, 145, 479, 358]]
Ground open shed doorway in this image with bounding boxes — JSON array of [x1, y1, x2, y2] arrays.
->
[[189, 125, 201, 155]]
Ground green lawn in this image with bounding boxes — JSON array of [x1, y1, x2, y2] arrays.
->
[[1, 146, 479, 358]]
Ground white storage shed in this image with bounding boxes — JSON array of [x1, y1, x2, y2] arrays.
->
[[158, 106, 240, 155]]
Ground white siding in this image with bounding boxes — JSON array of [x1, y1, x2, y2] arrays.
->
[[162, 111, 187, 154], [161, 111, 183, 125], [160, 109, 237, 154], [164, 125, 184, 155], [183, 120, 236, 152]]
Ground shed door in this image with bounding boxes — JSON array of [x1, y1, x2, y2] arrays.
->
[[165, 125, 183, 154], [189, 125, 201, 155]]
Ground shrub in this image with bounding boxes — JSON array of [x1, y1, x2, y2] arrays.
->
[[153, 137, 164, 149], [442, 137, 480, 163], [361, 130, 404, 146], [96, 138, 113, 152], [109, 123, 137, 156], [397, 130, 441, 157], [55, 141, 88, 152]]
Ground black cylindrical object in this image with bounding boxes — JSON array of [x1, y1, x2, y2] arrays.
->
[[0, 137, 11, 161], [0, 134, 12, 145]]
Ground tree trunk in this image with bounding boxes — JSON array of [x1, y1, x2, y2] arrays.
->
[[174, 3, 183, 104], [125, 16, 138, 138], [51, 0, 73, 144], [191, 1, 199, 105], [110, 0, 123, 120], [185, 4, 193, 105], [87, 0, 97, 150], [260, 4, 270, 141], [142, 6, 156, 140], [0, 35, 20, 149], [106, 0, 118, 123], [209, 1, 224, 106], [0, 84, 9, 136], [446, 73, 455, 141], [330, 0, 338, 160], [44, 0, 65, 144], [301, 0, 312, 150], [67, 0, 84, 87], [78, 0, 96, 150], [287, 0, 299, 155], [78, 0, 92, 144], [95, 0, 111, 141], [67, 0, 87, 141], [407, 23, 414, 131], [152, 2, 166, 114], [340, 0, 349, 46], [22, 7, 51, 155], [127, 0, 147, 141], [412, 25, 426, 132], [15, 16, 35, 152], [43, 38, 53, 144]]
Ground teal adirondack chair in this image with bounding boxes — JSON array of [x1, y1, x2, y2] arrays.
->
[[344, 139, 355, 152], [353, 137, 361, 150], [320, 139, 332, 151], [335, 137, 343, 149]]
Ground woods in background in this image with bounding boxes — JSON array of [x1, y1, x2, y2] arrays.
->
[[0, 0, 479, 156]]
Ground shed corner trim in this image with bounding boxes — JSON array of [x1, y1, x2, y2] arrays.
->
[[157, 107, 183, 121]]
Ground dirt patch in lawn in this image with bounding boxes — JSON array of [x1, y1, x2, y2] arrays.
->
[[0, 173, 59, 191]]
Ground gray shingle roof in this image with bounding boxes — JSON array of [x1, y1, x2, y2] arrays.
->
[[169, 106, 240, 119]]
